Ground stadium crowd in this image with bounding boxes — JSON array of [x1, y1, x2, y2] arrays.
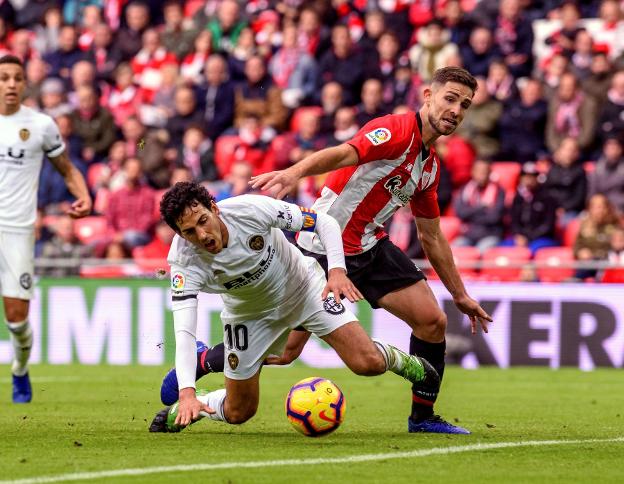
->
[[1, 0, 623, 282]]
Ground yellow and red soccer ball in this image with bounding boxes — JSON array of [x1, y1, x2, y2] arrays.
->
[[285, 377, 346, 437]]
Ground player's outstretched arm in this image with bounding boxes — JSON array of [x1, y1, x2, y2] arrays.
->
[[49, 151, 92, 218], [249, 143, 359, 199], [415, 216, 492, 334], [264, 329, 311, 366]]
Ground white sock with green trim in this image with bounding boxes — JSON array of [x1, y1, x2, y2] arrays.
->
[[197, 389, 227, 422], [6, 320, 32, 377]]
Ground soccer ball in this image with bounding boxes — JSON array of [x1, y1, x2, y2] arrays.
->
[[285, 377, 346, 437]]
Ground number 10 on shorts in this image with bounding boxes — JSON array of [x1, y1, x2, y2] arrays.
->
[[224, 324, 248, 351]]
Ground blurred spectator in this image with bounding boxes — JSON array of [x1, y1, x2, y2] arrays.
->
[[455, 77, 502, 160], [220, 114, 275, 176], [9, 29, 34, 64], [166, 85, 204, 147], [138, 221, 175, 260], [180, 30, 213, 85], [63, 0, 103, 26], [327, 106, 359, 147], [318, 81, 344, 135], [269, 24, 318, 109], [596, 69, 624, 143], [573, 193, 620, 279], [114, 1, 150, 61], [197, 54, 235, 141], [143, 63, 179, 128], [170, 166, 193, 185], [355, 79, 390, 127], [274, 110, 325, 169], [70, 85, 116, 163], [40, 216, 92, 277], [498, 78, 548, 163], [545, 1, 583, 59], [106, 157, 156, 248], [358, 10, 386, 55], [130, 28, 178, 103], [253, 9, 282, 59], [538, 53, 569, 100], [592, 0, 624, 61], [460, 26, 501, 78], [24, 58, 49, 105], [318, 24, 365, 105], [88, 22, 122, 83], [161, 0, 197, 61], [453, 160, 506, 253], [215, 160, 254, 201], [607, 226, 624, 265], [120, 116, 168, 188], [409, 20, 459, 83], [76, 4, 103, 51], [32, 6, 62, 56], [492, 0, 534, 78], [570, 29, 595, 81], [545, 72, 598, 154], [228, 27, 259, 82], [388, 61, 421, 110], [582, 51, 613, 107], [234, 55, 288, 134], [589, 137, 624, 212], [297, 7, 331, 59], [14, 0, 57, 33], [440, 0, 474, 46], [101, 62, 144, 127], [486, 59, 517, 102], [104, 241, 132, 260], [43, 25, 87, 80], [68, 60, 97, 107], [175, 125, 218, 181], [504, 163, 558, 255], [543, 137, 588, 222], [366, 31, 402, 87], [205, 0, 247, 54], [436, 135, 477, 188]]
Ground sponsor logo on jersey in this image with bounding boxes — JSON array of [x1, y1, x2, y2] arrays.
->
[[277, 204, 294, 230], [223, 245, 275, 290], [171, 272, 185, 292], [323, 295, 345, 315], [299, 207, 317, 232], [227, 353, 239, 370], [19, 273, 32, 290], [384, 175, 410, 205], [248, 234, 265, 251], [365, 127, 392, 146], [19, 128, 30, 141]]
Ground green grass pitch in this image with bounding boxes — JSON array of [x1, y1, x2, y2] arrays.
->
[[1, 365, 623, 483]]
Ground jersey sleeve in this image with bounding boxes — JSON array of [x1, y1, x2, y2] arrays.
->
[[249, 195, 317, 233], [41, 116, 66, 158], [169, 263, 204, 309], [346, 114, 413, 165]]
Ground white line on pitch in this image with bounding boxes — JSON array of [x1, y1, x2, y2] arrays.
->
[[2, 437, 623, 484]]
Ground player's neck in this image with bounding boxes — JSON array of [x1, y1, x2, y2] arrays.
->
[[0, 103, 21, 116], [418, 109, 438, 149]]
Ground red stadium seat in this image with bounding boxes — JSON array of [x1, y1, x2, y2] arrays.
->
[[290, 106, 323, 132], [490, 162, 521, 204], [601, 268, 624, 283], [451, 246, 481, 279], [132, 246, 167, 274], [439, 216, 461, 242], [534, 246, 574, 282], [79, 265, 129, 278], [481, 246, 531, 281], [74, 216, 108, 245], [563, 218, 581, 247], [214, 135, 243, 177]]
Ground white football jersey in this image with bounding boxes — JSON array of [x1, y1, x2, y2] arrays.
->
[[168, 195, 321, 317], [0, 105, 65, 231]]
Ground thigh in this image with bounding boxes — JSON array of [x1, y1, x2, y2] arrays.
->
[[377, 279, 443, 333], [0, 231, 35, 301], [223, 371, 261, 417]]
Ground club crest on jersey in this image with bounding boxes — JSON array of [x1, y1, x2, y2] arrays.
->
[[19, 273, 32, 290], [228, 353, 239, 370], [365, 127, 392, 146], [19, 128, 30, 141], [171, 272, 185, 292], [248, 234, 264, 251], [323, 295, 345, 315], [299, 207, 318, 232]]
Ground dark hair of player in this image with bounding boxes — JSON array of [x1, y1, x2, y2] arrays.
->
[[431, 66, 478, 94], [0, 54, 24, 68], [161, 181, 216, 233]]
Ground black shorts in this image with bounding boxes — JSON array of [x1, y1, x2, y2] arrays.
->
[[301, 237, 426, 309]]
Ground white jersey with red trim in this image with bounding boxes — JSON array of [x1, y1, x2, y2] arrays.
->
[[297, 112, 441, 255]]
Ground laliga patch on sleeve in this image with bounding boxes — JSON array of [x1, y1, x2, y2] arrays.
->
[[171, 272, 185, 293], [364, 127, 392, 146], [299, 206, 317, 232]]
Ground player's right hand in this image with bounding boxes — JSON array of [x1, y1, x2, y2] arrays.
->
[[175, 388, 214, 427], [249, 170, 299, 199], [67, 196, 92, 218]]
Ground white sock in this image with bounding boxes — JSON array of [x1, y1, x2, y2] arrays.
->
[[372, 338, 406, 373], [7, 320, 33, 377], [197, 389, 227, 422]]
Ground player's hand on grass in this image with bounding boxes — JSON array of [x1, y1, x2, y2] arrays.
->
[[323, 268, 363, 304], [453, 294, 492, 335], [249, 170, 299, 199], [175, 388, 214, 427], [67, 196, 92, 218]]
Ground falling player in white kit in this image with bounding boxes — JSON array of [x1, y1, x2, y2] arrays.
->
[[0, 55, 92, 403], [149, 182, 440, 431]]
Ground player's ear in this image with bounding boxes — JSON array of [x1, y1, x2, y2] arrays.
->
[[210, 200, 219, 215], [423, 87, 433, 105]]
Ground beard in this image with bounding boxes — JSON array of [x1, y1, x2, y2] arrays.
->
[[428, 112, 456, 136]]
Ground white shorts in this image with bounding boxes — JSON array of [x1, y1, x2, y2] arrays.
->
[[0, 230, 35, 300], [222, 262, 356, 380]]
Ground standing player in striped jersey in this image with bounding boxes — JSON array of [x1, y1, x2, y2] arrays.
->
[[0, 55, 92, 402], [250, 66, 492, 434]]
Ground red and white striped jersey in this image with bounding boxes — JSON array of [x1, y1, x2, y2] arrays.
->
[[297, 111, 440, 255]]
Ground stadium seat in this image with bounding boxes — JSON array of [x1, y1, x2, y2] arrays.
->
[[601, 268, 624, 283], [79, 265, 130, 278], [290, 106, 323, 132], [214, 135, 243, 177], [563, 217, 582, 247], [439, 216, 461, 242], [490, 162, 521, 204], [481, 246, 531, 281], [583, 161, 596, 175], [132, 246, 167, 275], [73, 216, 108, 245], [452, 246, 481, 279], [534, 246, 574, 282]]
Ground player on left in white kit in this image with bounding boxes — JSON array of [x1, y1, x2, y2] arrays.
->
[[149, 182, 439, 431], [0, 55, 92, 403]]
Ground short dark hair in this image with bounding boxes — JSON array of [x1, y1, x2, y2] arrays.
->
[[161, 181, 216, 232], [0, 54, 24, 68], [431, 67, 478, 94]]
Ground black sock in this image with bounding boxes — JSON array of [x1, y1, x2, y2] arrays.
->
[[197, 342, 225, 377], [409, 335, 446, 422]]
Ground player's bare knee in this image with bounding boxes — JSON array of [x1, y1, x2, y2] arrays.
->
[[350, 351, 385, 376], [4, 305, 28, 323], [429, 310, 447, 339], [226, 404, 257, 424]]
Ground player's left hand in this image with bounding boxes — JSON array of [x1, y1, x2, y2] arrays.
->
[[453, 294, 492, 335], [175, 388, 214, 427], [67, 196, 92, 218], [323, 268, 363, 304]]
